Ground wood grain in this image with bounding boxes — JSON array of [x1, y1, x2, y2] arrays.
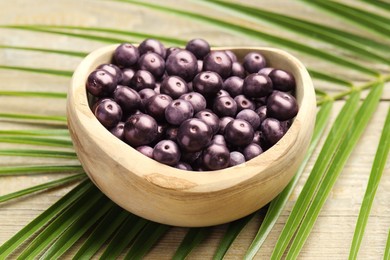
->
[[0, 0, 389, 258]]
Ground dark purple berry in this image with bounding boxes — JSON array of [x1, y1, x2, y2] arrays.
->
[[236, 109, 261, 130], [180, 92, 207, 114], [153, 140, 181, 166], [224, 119, 254, 147], [281, 119, 293, 133], [138, 52, 165, 79], [197, 60, 203, 73], [211, 134, 227, 146], [94, 99, 122, 129], [136, 145, 154, 158], [215, 89, 231, 99], [181, 151, 201, 164], [97, 63, 122, 83], [130, 70, 155, 91], [268, 69, 295, 92], [160, 76, 189, 99], [119, 68, 135, 86], [231, 62, 246, 78], [258, 67, 274, 76], [138, 88, 157, 109], [267, 91, 298, 121], [223, 76, 244, 97], [243, 74, 273, 98], [195, 110, 220, 135], [113, 85, 141, 114], [165, 126, 179, 141], [243, 52, 266, 73], [86, 69, 117, 97], [261, 118, 284, 145], [203, 51, 232, 79], [177, 118, 213, 152], [138, 39, 166, 58], [202, 143, 230, 170], [243, 143, 263, 161], [255, 105, 267, 122], [109, 121, 125, 140], [192, 71, 223, 97], [175, 161, 193, 171], [113, 43, 139, 68], [166, 47, 181, 59], [124, 113, 158, 146], [185, 38, 210, 60], [166, 50, 198, 82], [213, 96, 237, 117], [218, 116, 234, 134], [165, 99, 194, 125], [229, 151, 245, 166], [144, 94, 173, 122], [225, 50, 237, 62], [234, 95, 256, 112]]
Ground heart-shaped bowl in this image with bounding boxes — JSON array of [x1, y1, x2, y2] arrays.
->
[[67, 44, 316, 227]]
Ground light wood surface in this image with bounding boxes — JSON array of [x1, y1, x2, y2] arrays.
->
[[67, 45, 316, 226], [0, 0, 389, 259]]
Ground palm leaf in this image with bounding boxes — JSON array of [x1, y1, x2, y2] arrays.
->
[[1, 0, 389, 259]]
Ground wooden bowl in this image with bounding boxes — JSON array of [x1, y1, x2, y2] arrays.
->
[[67, 45, 316, 227]]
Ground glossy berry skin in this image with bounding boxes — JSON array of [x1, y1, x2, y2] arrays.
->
[[202, 143, 230, 170], [203, 51, 232, 79], [113, 43, 139, 68], [243, 74, 273, 98], [177, 118, 213, 152], [166, 50, 198, 82], [218, 116, 234, 134], [231, 62, 246, 78], [166, 47, 181, 58], [243, 52, 266, 73], [165, 99, 194, 125], [261, 118, 284, 145], [160, 76, 189, 99], [223, 76, 244, 97], [119, 68, 135, 86], [268, 69, 295, 92], [229, 151, 245, 166], [138, 88, 156, 109], [192, 71, 223, 97], [97, 63, 122, 83], [113, 85, 141, 114], [109, 121, 125, 140], [94, 99, 122, 129], [243, 143, 263, 161], [181, 151, 201, 164], [211, 134, 227, 146], [130, 70, 156, 91], [258, 67, 274, 76], [175, 161, 193, 171], [180, 92, 207, 114], [225, 50, 237, 62], [255, 105, 267, 122], [236, 109, 261, 130], [195, 110, 220, 135], [136, 145, 154, 158], [153, 140, 181, 166], [267, 91, 298, 121], [224, 119, 254, 147], [138, 38, 166, 58], [213, 96, 237, 117], [185, 38, 210, 60], [234, 95, 256, 112], [197, 60, 203, 73], [124, 113, 158, 146], [138, 52, 165, 79], [86, 69, 117, 97], [144, 94, 173, 122]]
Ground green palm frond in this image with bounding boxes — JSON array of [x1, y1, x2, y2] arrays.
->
[[1, 0, 389, 259]]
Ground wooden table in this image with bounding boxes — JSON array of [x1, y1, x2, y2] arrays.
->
[[0, 0, 389, 259]]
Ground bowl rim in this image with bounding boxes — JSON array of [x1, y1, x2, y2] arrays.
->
[[68, 44, 316, 194]]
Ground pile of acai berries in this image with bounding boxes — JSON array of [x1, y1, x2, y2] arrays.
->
[[86, 39, 298, 171]]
